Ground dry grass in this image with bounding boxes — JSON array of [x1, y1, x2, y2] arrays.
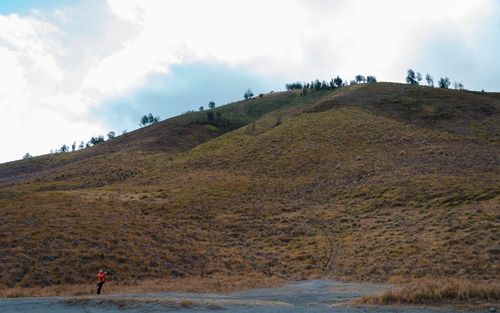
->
[[358, 278, 500, 307], [0, 83, 498, 293], [0, 273, 282, 298]]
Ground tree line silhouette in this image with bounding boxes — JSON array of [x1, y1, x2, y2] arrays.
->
[[285, 74, 377, 94], [405, 69, 463, 90]]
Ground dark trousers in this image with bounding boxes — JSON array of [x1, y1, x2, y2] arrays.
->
[[97, 282, 104, 295]]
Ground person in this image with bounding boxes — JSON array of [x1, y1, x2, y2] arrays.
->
[[96, 269, 106, 295]]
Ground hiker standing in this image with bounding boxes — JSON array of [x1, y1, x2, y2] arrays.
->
[[96, 269, 106, 295]]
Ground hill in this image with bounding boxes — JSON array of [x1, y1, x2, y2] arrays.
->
[[0, 83, 498, 293]]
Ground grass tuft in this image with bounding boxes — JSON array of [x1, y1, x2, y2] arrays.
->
[[358, 279, 499, 306]]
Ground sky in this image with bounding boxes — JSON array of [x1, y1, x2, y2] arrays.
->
[[0, 0, 499, 163]]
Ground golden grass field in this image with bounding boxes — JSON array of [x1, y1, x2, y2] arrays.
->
[[358, 278, 499, 308], [0, 273, 282, 298], [0, 83, 498, 304]]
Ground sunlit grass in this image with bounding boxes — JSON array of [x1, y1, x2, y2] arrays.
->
[[358, 278, 499, 306], [0, 83, 498, 295]]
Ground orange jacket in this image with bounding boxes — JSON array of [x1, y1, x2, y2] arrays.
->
[[97, 272, 106, 283]]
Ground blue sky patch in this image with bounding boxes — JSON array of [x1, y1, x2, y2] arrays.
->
[[94, 62, 282, 133]]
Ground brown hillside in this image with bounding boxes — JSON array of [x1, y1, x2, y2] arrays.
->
[[0, 89, 329, 186], [0, 83, 498, 291]]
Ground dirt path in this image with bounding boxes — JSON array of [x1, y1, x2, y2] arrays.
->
[[0, 280, 484, 313]]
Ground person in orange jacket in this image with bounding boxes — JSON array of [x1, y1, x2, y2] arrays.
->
[[96, 269, 107, 295]]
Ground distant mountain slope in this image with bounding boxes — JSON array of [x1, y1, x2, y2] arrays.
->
[[0, 83, 498, 289]]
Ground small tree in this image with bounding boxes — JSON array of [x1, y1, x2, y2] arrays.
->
[[199, 106, 204, 111], [147, 113, 154, 124], [59, 144, 69, 153], [366, 75, 377, 83], [333, 76, 343, 87], [107, 131, 116, 140], [78, 141, 85, 150], [406, 69, 418, 85], [208, 101, 216, 109], [90, 135, 105, 145], [425, 73, 434, 87], [244, 89, 254, 100], [71, 141, 76, 152], [438, 77, 450, 89], [141, 113, 160, 125], [416, 72, 423, 84], [23, 152, 31, 159], [313, 79, 322, 90], [453, 81, 464, 90], [355, 75, 366, 84], [329, 79, 335, 89]]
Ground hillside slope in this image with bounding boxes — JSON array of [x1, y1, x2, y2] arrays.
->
[[0, 83, 498, 289], [0, 89, 330, 186]]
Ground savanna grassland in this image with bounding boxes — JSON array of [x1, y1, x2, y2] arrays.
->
[[0, 83, 498, 301]]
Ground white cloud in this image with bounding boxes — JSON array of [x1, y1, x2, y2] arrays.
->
[[0, 9, 128, 163], [0, 0, 495, 163], [98, 0, 494, 82]]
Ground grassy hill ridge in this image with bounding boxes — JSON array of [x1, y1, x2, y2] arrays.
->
[[0, 83, 498, 291], [0, 89, 332, 186]]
